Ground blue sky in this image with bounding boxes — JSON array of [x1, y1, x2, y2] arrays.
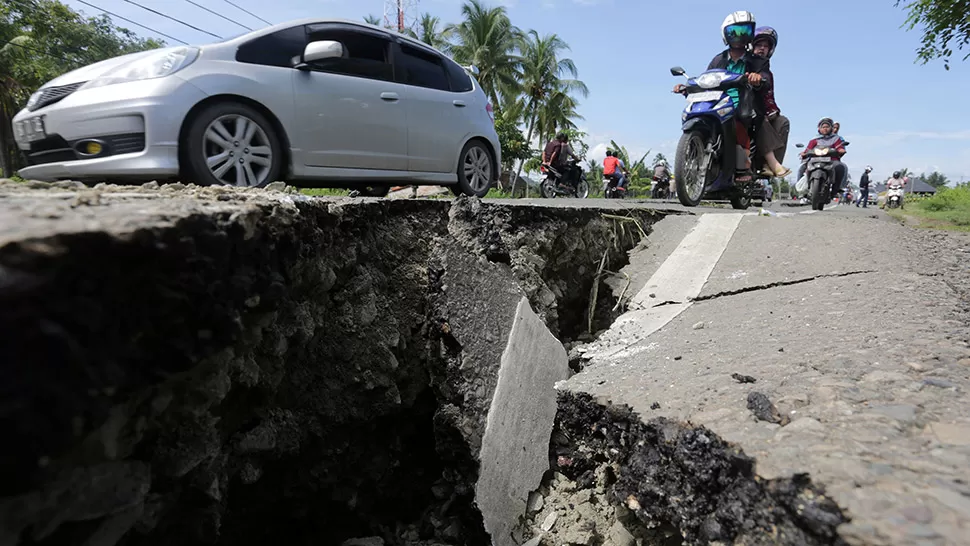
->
[[62, 0, 970, 184]]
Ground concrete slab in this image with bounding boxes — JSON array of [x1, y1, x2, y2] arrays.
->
[[476, 297, 569, 546]]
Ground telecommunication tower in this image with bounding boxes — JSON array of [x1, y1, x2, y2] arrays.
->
[[383, 0, 418, 33]]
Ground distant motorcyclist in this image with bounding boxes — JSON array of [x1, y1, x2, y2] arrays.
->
[[652, 159, 671, 197], [798, 117, 847, 200], [603, 150, 627, 192], [543, 132, 580, 187], [672, 11, 768, 181], [856, 165, 872, 208]]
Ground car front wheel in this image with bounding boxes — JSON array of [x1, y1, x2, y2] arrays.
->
[[456, 140, 494, 198], [184, 101, 283, 188]]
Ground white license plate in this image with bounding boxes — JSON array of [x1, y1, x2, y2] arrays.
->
[[686, 91, 722, 103], [810, 156, 832, 163], [16, 116, 47, 142]]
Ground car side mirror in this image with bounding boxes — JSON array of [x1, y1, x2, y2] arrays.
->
[[464, 64, 481, 77], [670, 66, 686, 77], [795, 143, 805, 148], [295, 40, 345, 70]]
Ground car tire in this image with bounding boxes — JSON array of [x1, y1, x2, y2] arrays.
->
[[356, 184, 391, 197], [456, 140, 494, 198], [183, 101, 283, 188]]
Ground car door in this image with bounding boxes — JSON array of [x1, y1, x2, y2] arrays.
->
[[293, 24, 408, 171], [394, 42, 465, 174]]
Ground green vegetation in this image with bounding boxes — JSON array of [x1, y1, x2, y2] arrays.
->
[[300, 188, 351, 197], [895, 0, 970, 69], [1, 0, 164, 176], [889, 184, 970, 231]]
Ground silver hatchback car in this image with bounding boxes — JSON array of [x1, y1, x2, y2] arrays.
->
[[11, 18, 501, 197]]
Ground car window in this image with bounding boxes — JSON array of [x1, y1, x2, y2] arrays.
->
[[443, 58, 474, 93], [305, 27, 393, 81], [397, 44, 450, 92], [236, 26, 307, 68]]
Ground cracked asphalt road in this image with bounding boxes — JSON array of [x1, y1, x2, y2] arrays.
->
[[566, 202, 970, 545]]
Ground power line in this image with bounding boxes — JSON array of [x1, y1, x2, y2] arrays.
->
[[184, 0, 252, 31], [75, 0, 189, 45], [122, 0, 223, 40], [220, 0, 271, 26]]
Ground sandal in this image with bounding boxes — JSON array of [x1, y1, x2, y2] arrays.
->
[[774, 166, 792, 178]]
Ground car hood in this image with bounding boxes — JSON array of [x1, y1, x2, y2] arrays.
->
[[41, 47, 181, 88]]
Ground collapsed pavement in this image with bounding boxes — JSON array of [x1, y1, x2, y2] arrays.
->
[[0, 180, 659, 546]]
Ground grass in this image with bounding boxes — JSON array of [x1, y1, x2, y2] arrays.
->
[[299, 188, 351, 197], [887, 185, 970, 232]]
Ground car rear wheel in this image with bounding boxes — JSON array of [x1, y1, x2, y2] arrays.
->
[[184, 102, 282, 188], [456, 140, 494, 198]]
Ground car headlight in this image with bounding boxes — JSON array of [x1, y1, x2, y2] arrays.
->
[[81, 46, 200, 90], [25, 90, 42, 110], [696, 72, 729, 89]]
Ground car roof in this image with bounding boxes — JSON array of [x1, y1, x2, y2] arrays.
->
[[219, 17, 447, 58]]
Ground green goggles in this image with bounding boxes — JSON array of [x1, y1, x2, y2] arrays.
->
[[725, 23, 754, 40]]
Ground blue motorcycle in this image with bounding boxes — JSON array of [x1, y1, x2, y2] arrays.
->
[[670, 66, 770, 209]]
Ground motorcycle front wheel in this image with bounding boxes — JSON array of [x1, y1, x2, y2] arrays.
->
[[675, 131, 708, 207], [810, 177, 825, 211]]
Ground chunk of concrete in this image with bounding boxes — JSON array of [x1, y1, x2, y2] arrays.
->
[[476, 297, 570, 546]]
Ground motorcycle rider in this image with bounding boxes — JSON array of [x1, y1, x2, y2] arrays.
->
[[542, 132, 580, 188], [832, 121, 850, 192], [603, 150, 627, 192], [798, 117, 847, 200], [751, 26, 791, 178], [856, 165, 872, 207], [652, 159, 670, 197], [672, 11, 768, 181]]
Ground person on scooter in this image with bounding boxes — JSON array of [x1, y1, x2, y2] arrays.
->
[[798, 118, 847, 200], [857, 165, 872, 207], [543, 132, 580, 188], [831, 121, 850, 193], [652, 159, 670, 197], [603, 150, 627, 192], [672, 11, 768, 181], [751, 26, 791, 178]]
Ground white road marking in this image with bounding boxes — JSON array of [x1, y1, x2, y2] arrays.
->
[[580, 213, 744, 361]]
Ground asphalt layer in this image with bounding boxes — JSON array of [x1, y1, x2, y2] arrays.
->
[[565, 201, 970, 545]]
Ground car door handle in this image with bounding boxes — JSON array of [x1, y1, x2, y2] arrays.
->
[[453, 100, 467, 107], [381, 92, 399, 102]]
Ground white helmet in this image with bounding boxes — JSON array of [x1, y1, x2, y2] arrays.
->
[[866, 165, 873, 172], [721, 11, 756, 46]]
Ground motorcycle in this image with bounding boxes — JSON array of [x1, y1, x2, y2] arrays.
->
[[603, 174, 626, 199], [886, 183, 904, 209], [794, 143, 844, 211], [669, 65, 769, 209], [651, 173, 671, 199], [540, 157, 590, 199]]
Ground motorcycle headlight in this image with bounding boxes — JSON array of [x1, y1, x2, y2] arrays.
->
[[81, 46, 200, 90], [696, 72, 729, 89], [814, 148, 828, 156]]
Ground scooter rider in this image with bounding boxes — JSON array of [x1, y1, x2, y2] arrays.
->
[[603, 150, 627, 192], [672, 11, 768, 181], [798, 118, 847, 199], [652, 159, 670, 196], [751, 26, 791, 178]]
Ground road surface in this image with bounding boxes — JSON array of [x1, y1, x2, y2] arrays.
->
[[565, 200, 970, 545]]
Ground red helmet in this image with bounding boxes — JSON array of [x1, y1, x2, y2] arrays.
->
[[753, 26, 778, 58]]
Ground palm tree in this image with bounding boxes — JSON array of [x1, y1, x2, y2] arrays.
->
[[513, 29, 588, 184], [445, 0, 522, 106], [405, 13, 451, 50], [535, 87, 583, 146], [363, 14, 383, 27]]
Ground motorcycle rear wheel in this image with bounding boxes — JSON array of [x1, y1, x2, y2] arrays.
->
[[540, 178, 556, 198], [575, 180, 590, 199]]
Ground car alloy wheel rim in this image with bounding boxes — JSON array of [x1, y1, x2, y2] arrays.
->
[[203, 114, 273, 187], [463, 146, 491, 192]]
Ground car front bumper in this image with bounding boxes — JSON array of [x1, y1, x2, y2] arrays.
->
[[12, 76, 207, 182]]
